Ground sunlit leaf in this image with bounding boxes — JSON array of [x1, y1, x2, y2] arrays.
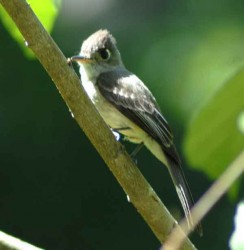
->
[[141, 24, 244, 123], [0, 0, 61, 58], [184, 68, 244, 195], [229, 202, 244, 250]]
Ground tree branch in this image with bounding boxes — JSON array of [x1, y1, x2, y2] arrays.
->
[[0, 0, 197, 249], [0, 231, 44, 250], [163, 150, 244, 250]]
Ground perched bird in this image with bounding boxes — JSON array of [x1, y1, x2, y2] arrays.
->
[[71, 29, 202, 235]]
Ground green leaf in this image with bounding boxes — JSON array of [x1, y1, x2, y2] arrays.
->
[[141, 23, 244, 123], [184, 68, 244, 195], [0, 0, 61, 58]]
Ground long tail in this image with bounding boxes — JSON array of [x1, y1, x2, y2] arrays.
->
[[166, 156, 203, 236]]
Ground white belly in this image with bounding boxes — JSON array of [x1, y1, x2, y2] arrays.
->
[[82, 80, 145, 143], [82, 80, 168, 167]]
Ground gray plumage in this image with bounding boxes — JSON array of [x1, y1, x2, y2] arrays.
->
[[71, 29, 202, 235]]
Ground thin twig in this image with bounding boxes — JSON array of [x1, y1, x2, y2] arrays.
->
[[0, 231, 44, 250], [163, 150, 244, 250]]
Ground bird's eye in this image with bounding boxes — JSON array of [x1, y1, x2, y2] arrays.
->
[[98, 48, 111, 61]]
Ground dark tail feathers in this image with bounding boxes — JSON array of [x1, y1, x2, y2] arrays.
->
[[166, 156, 203, 236]]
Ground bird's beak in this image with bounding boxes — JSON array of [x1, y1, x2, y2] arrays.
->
[[71, 55, 93, 64]]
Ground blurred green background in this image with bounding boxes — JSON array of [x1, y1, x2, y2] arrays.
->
[[0, 0, 243, 249]]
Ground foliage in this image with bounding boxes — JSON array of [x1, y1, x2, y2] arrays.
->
[[184, 69, 244, 197], [0, 0, 61, 57], [229, 202, 244, 250]]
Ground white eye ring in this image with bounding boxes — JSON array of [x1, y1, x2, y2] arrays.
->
[[99, 48, 111, 61]]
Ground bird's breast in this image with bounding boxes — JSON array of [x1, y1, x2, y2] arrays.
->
[[81, 80, 145, 144], [81, 80, 168, 166]]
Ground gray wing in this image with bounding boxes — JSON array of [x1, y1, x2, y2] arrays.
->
[[96, 69, 179, 163], [97, 69, 203, 235]]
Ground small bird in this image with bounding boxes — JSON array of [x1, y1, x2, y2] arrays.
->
[[71, 29, 202, 235]]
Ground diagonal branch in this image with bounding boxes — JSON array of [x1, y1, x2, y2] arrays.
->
[[0, 0, 197, 249], [0, 231, 44, 250], [163, 150, 244, 250]]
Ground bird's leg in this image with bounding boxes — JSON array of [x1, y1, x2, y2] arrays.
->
[[111, 127, 130, 141], [112, 127, 130, 131], [130, 143, 144, 164], [111, 127, 143, 164], [67, 57, 74, 67]]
